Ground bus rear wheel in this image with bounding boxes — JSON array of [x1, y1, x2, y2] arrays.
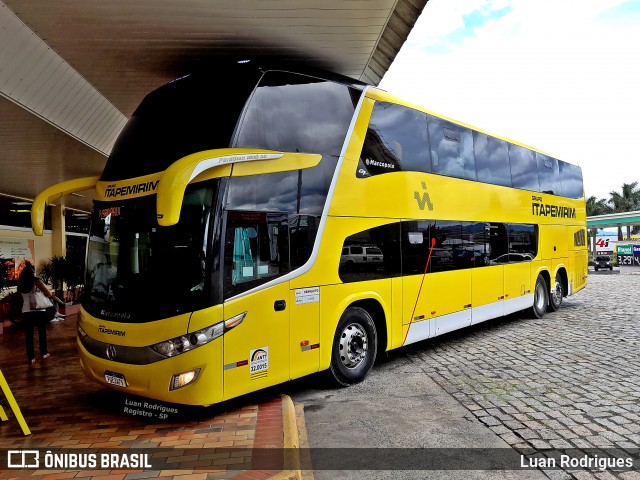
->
[[547, 272, 563, 312], [329, 307, 377, 386], [530, 274, 548, 319]]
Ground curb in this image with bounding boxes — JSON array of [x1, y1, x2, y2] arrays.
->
[[268, 394, 302, 480]]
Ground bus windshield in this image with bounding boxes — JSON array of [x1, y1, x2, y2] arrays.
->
[[85, 182, 218, 323]]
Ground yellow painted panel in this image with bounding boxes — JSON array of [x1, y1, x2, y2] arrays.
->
[[504, 262, 532, 300], [231, 152, 321, 176], [472, 266, 504, 307], [539, 225, 568, 259], [95, 172, 162, 201], [223, 282, 290, 400], [403, 270, 471, 324], [289, 287, 320, 380], [32, 175, 99, 235], [188, 304, 224, 333]]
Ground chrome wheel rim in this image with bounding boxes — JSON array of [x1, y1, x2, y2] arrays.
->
[[551, 280, 562, 305], [338, 323, 368, 369], [535, 282, 546, 310]]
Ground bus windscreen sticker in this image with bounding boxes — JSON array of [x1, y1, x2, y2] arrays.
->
[[250, 347, 269, 380]]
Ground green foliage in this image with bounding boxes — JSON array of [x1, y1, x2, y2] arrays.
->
[[38, 255, 67, 298], [586, 196, 612, 217], [587, 182, 640, 240]]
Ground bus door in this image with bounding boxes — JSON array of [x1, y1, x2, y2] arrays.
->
[[222, 211, 291, 400]]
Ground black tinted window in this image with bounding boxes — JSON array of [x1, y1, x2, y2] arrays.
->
[[103, 69, 261, 181], [473, 132, 511, 187], [357, 102, 430, 178], [339, 223, 401, 283], [559, 161, 584, 198], [290, 215, 320, 270], [428, 116, 476, 181], [536, 153, 561, 195], [509, 144, 539, 192], [226, 155, 338, 216], [482, 223, 509, 265], [235, 71, 360, 156], [507, 223, 537, 261], [401, 220, 468, 274]]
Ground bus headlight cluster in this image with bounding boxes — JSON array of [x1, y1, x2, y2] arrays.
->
[[151, 312, 246, 358]]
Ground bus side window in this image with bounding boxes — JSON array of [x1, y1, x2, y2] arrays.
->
[[509, 144, 540, 192], [536, 153, 561, 195], [427, 115, 476, 181], [558, 160, 584, 199], [357, 102, 430, 178], [506, 223, 538, 261], [473, 131, 511, 188], [224, 212, 289, 299]]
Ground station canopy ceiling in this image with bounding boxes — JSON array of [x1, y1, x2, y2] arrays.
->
[[0, 0, 427, 211]]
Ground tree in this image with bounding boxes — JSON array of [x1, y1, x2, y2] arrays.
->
[[586, 196, 612, 217], [609, 182, 640, 240]]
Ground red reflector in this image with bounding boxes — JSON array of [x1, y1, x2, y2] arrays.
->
[[237, 360, 248, 367], [300, 340, 310, 347]]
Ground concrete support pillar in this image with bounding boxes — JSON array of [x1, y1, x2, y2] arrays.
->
[[591, 228, 598, 261], [51, 205, 66, 257]]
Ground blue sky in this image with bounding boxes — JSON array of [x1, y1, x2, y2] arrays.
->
[[381, 0, 640, 201]]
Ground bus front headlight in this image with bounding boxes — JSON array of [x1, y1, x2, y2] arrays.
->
[[151, 312, 245, 358]]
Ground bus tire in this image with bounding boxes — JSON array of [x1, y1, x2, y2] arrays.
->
[[547, 272, 563, 312], [329, 306, 377, 386], [530, 274, 548, 319]]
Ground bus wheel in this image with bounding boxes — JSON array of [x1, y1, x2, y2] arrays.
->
[[530, 274, 548, 319], [330, 307, 378, 386], [548, 272, 563, 312]]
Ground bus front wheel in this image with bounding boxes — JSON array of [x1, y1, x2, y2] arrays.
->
[[547, 272, 563, 312], [530, 274, 548, 319], [329, 307, 378, 386]]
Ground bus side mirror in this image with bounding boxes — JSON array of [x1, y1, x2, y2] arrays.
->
[[31, 176, 100, 236]]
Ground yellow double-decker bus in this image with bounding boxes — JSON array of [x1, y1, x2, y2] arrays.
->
[[32, 63, 587, 405]]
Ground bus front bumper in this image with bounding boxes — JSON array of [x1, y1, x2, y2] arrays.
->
[[78, 338, 224, 406]]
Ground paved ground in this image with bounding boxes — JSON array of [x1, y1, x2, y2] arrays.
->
[[0, 313, 294, 480], [290, 273, 640, 479], [2, 273, 639, 479]]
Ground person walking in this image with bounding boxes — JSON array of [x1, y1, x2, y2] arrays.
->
[[17, 262, 60, 364]]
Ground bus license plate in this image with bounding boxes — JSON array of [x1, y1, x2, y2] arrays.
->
[[104, 371, 127, 387]]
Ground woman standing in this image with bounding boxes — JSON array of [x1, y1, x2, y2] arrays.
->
[[17, 262, 59, 364]]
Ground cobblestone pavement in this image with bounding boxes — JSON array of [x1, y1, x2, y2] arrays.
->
[[404, 274, 640, 479]]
